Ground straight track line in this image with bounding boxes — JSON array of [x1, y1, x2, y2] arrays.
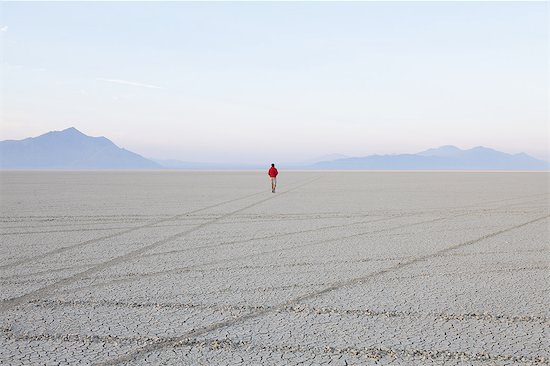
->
[[0, 185, 271, 270], [98, 214, 550, 365], [49, 196, 546, 294], [0, 177, 322, 312], [29, 294, 550, 325], [2, 328, 548, 365]]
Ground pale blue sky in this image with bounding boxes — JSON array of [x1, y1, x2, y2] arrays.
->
[[0, 2, 548, 163]]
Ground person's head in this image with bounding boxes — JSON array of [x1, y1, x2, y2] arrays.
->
[[271, 163, 275, 167]]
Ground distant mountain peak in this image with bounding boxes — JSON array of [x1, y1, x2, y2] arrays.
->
[[438, 145, 461, 150], [0, 127, 161, 169], [40, 127, 88, 140], [417, 145, 463, 157], [53, 126, 85, 135]]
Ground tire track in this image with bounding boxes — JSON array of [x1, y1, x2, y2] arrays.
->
[[2, 328, 548, 365], [0, 212, 375, 230], [138, 202, 547, 260], [169, 338, 550, 365], [435, 247, 549, 258], [49, 215, 450, 294], [0, 213, 413, 282], [1, 192, 543, 272], [40, 196, 548, 296], [2, 192, 544, 232], [386, 265, 548, 281], [137, 213, 409, 259], [0, 177, 322, 312], [6, 246, 545, 284], [0, 185, 272, 270], [51, 277, 332, 298], [0, 264, 93, 281], [49, 262, 548, 298], [72, 263, 543, 298], [61, 200, 539, 293], [0, 224, 198, 236], [28, 297, 550, 325], [420, 192, 549, 211], [1, 190, 545, 223], [0, 212, 383, 226], [98, 214, 550, 365]]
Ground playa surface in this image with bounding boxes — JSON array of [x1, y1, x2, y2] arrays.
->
[[0, 171, 548, 365]]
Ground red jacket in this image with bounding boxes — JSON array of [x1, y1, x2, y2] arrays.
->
[[268, 167, 278, 177]]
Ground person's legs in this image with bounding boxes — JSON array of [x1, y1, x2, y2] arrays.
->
[[271, 177, 276, 192]]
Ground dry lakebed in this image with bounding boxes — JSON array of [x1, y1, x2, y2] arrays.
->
[[0, 171, 548, 365]]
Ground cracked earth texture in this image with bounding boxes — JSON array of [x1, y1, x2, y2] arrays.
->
[[0, 171, 548, 365]]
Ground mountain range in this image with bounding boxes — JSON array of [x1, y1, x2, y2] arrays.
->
[[0, 128, 547, 170], [0, 127, 160, 169], [313, 145, 548, 170]]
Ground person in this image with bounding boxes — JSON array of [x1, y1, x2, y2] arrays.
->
[[268, 163, 278, 193]]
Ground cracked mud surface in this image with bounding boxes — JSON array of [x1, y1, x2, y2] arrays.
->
[[1, 171, 548, 365]]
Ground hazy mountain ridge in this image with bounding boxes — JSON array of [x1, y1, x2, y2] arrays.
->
[[313, 146, 548, 170], [0, 128, 547, 170], [0, 127, 161, 169]]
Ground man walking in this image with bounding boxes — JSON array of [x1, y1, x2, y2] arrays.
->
[[268, 163, 278, 193]]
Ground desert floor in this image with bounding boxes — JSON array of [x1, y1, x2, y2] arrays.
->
[[0, 171, 548, 365]]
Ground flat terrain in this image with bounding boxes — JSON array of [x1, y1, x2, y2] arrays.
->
[[0, 171, 548, 365]]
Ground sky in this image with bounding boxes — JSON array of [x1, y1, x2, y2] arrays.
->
[[0, 1, 548, 163]]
